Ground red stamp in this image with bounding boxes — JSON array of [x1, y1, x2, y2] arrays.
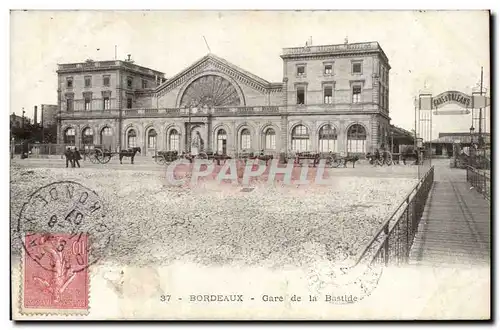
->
[[21, 233, 89, 314]]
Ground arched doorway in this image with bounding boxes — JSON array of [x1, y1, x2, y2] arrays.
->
[[240, 128, 251, 151], [216, 129, 227, 155], [127, 129, 137, 149], [81, 127, 94, 152], [347, 124, 367, 154], [146, 129, 157, 156], [263, 128, 276, 151], [168, 129, 180, 151], [318, 124, 337, 153], [64, 127, 76, 146], [291, 124, 309, 152], [100, 126, 113, 151], [189, 125, 204, 156]]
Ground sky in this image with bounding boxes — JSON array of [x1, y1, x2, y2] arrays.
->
[[10, 10, 490, 138]]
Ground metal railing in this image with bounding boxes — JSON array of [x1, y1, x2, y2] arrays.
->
[[353, 166, 435, 267], [466, 166, 490, 201]]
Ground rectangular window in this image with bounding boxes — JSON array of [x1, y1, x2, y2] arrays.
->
[[127, 77, 133, 89], [297, 66, 306, 76], [66, 99, 73, 112], [296, 86, 305, 105], [352, 62, 362, 74], [142, 79, 148, 89], [324, 65, 333, 75], [84, 97, 91, 110], [352, 85, 361, 103], [84, 76, 92, 88], [103, 97, 110, 110], [66, 77, 73, 88], [127, 98, 133, 109], [103, 75, 110, 87], [324, 86, 333, 104]]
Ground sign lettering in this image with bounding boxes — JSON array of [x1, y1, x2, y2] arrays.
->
[[432, 91, 471, 109]]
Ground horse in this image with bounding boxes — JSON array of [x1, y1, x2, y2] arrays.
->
[[119, 147, 141, 164], [340, 155, 360, 168], [249, 153, 274, 166], [212, 153, 232, 165]]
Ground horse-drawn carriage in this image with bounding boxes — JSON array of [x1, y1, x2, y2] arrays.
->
[[283, 151, 360, 168], [366, 146, 422, 166], [153, 150, 222, 165], [87, 146, 142, 164], [366, 149, 394, 166], [236, 151, 274, 165]]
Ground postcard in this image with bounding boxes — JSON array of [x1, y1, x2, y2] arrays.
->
[[10, 10, 491, 320]]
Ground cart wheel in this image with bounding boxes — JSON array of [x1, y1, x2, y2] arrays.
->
[[155, 157, 166, 165], [198, 152, 208, 160], [95, 148, 111, 164], [90, 154, 98, 164]]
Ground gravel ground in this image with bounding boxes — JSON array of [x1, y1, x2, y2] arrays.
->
[[10, 165, 417, 269]]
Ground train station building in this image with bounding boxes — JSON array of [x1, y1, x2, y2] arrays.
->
[[56, 41, 393, 157]]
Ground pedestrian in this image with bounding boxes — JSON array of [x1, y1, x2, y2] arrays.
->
[[64, 147, 73, 168], [73, 148, 82, 168]]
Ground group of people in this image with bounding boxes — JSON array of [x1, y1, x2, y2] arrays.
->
[[64, 147, 82, 168]]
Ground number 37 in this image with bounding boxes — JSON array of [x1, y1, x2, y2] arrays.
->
[[160, 295, 171, 302]]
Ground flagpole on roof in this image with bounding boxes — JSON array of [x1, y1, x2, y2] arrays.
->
[[203, 36, 211, 54]]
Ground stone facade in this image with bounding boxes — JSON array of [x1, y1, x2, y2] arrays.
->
[[57, 41, 391, 157]]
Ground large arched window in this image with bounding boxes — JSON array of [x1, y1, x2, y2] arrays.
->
[[347, 124, 367, 153], [147, 129, 157, 149], [217, 129, 227, 154], [82, 127, 93, 147], [127, 129, 137, 148], [64, 127, 76, 145], [264, 128, 276, 150], [100, 126, 113, 148], [169, 129, 180, 151], [240, 128, 251, 150], [291, 124, 309, 152], [318, 124, 337, 152]]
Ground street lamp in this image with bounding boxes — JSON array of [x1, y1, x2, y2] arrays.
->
[[469, 125, 475, 167], [470, 126, 475, 144]]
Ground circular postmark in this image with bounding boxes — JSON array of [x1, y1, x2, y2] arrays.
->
[[307, 248, 384, 305], [17, 181, 113, 273]]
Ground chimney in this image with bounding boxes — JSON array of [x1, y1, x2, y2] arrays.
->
[[34, 105, 38, 125]]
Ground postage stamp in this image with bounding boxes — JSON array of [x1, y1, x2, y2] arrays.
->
[[16, 181, 112, 315], [21, 233, 89, 314]]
